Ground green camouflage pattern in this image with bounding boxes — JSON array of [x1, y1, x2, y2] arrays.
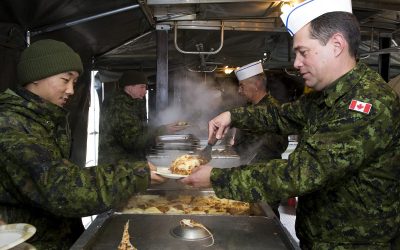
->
[[211, 63, 400, 249], [0, 88, 150, 249], [233, 95, 288, 163], [99, 90, 163, 163]]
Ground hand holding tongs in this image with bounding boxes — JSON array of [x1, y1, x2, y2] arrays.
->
[[198, 135, 218, 164]]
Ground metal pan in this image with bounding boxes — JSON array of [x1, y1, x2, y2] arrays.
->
[[157, 134, 198, 143]]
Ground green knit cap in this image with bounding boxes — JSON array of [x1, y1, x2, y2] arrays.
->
[[119, 70, 148, 88], [17, 39, 83, 85]]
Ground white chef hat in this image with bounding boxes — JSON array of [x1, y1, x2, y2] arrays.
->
[[280, 0, 352, 36], [234, 60, 264, 81]]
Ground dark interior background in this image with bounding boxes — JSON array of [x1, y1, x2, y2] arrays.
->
[[1, 0, 399, 165]]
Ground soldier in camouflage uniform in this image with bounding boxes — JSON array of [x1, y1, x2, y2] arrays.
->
[[231, 64, 289, 217], [0, 40, 163, 249], [232, 64, 288, 164], [182, 3, 400, 249], [98, 70, 184, 163]]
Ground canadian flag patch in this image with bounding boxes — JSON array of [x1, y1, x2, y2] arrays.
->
[[348, 99, 372, 114]]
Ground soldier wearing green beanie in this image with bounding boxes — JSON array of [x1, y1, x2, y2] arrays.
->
[[0, 40, 165, 249], [17, 39, 83, 86], [118, 70, 148, 88]]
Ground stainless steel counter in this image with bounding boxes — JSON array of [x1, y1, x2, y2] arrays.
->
[[71, 135, 300, 249], [72, 189, 299, 249], [147, 134, 241, 169], [71, 212, 300, 250]]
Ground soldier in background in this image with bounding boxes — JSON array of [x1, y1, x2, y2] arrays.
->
[[182, 0, 400, 248], [230, 61, 289, 217], [98, 70, 185, 163], [231, 61, 288, 164], [0, 40, 164, 249]]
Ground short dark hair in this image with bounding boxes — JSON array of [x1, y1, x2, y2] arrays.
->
[[309, 12, 360, 58], [252, 73, 267, 91]]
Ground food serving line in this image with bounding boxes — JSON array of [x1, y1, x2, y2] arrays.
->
[[71, 134, 300, 249]]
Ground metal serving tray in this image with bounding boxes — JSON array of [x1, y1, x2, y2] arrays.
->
[[147, 150, 240, 169], [117, 189, 266, 216], [155, 143, 199, 151], [71, 213, 300, 250], [157, 134, 199, 143], [198, 139, 225, 150], [148, 158, 240, 169]]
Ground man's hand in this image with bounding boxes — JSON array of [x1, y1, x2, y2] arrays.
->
[[180, 165, 213, 188], [148, 162, 166, 185], [151, 171, 166, 185], [209, 111, 232, 140]]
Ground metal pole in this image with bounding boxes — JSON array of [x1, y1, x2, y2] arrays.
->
[[26, 30, 31, 46], [156, 29, 169, 112], [379, 36, 391, 82], [30, 5, 140, 36]]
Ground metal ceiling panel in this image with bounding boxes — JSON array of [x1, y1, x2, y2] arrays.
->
[[1, 0, 400, 77], [147, 0, 277, 4]]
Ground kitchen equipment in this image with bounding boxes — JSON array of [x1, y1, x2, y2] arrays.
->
[[71, 189, 300, 249], [154, 143, 198, 151], [71, 212, 299, 250], [147, 153, 240, 169], [197, 136, 218, 164], [157, 134, 196, 143], [155, 134, 200, 151], [170, 223, 211, 241], [119, 189, 263, 216], [0, 223, 36, 250]]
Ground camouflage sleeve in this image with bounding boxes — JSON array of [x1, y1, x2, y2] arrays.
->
[[230, 94, 310, 135], [212, 97, 396, 204], [1, 128, 150, 217], [107, 99, 155, 152], [257, 133, 289, 159]]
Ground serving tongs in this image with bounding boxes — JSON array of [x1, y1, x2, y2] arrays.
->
[[197, 136, 218, 164]]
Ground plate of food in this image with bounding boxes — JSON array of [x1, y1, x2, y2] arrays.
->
[[155, 168, 188, 179], [172, 121, 191, 131], [176, 121, 189, 126], [155, 154, 205, 179], [0, 223, 36, 250]]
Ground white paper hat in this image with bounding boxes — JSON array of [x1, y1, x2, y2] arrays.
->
[[234, 60, 264, 81], [280, 0, 352, 36]]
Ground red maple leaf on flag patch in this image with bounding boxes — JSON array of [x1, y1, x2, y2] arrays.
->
[[349, 100, 372, 114]]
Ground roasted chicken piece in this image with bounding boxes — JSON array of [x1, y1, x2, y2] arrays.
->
[[169, 154, 206, 175]]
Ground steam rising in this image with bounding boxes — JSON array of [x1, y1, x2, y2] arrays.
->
[[151, 72, 244, 139]]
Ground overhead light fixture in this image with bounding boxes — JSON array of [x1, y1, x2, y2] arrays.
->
[[281, 2, 293, 14], [224, 66, 234, 75], [281, 0, 303, 14]]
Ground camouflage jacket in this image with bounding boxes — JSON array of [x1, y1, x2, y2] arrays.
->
[[211, 63, 400, 249], [99, 90, 163, 163], [0, 88, 150, 249], [233, 95, 288, 163]]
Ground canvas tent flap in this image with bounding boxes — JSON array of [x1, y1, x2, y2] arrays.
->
[[388, 74, 400, 97]]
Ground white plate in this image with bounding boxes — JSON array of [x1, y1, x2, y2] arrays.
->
[[0, 223, 36, 250], [155, 168, 188, 179]]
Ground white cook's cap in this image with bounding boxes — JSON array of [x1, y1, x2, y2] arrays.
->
[[280, 0, 352, 36], [234, 60, 264, 81]]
